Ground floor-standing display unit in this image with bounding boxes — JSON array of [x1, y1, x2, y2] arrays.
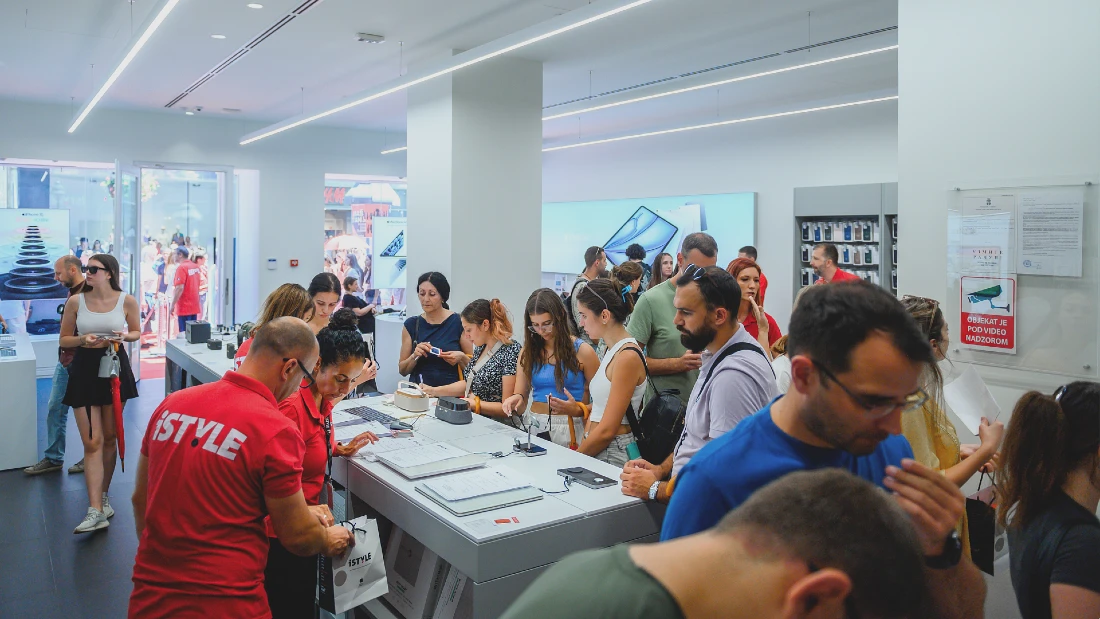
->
[[793, 182, 898, 297], [0, 331, 38, 470]]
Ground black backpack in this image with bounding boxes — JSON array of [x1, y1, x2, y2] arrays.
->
[[622, 343, 770, 464]]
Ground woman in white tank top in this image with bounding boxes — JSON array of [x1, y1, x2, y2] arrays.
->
[[59, 254, 141, 535], [573, 277, 647, 468]]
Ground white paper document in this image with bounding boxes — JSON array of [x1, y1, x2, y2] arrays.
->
[[422, 468, 532, 502], [1016, 190, 1084, 277], [378, 443, 470, 469], [960, 194, 1016, 275], [943, 365, 1003, 435], [335, 420, 393, 443], [355, 436, 437, 462]]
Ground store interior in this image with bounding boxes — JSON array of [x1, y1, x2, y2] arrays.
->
[[0, 0, 1098, 617]]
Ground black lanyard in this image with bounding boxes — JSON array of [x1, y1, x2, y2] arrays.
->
[[321, 407, 334, 508]]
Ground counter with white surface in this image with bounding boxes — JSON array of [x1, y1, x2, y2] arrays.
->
[[0, 332, 39, 470]]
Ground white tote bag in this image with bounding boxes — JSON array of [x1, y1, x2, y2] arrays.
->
[[318, 516, 389, 614]]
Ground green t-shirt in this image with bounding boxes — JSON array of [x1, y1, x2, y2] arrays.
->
[[500, 545, 684, 619], [627, 279, 698, 405]]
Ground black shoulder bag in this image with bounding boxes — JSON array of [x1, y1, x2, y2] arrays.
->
[[622, 343, 770, 464]]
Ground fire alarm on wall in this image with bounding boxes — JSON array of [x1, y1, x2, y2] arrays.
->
[[290, 259, 299, 267]]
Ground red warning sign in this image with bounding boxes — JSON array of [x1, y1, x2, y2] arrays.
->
[[959, 276, 1016, 354]]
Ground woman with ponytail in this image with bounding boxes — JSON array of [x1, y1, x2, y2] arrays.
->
[[573, 278, 646, 466], [420, 299, 522, 422], [1000, 382, 1100, 619], [265, 308, 380, 618], [610, 261, 644, 311]]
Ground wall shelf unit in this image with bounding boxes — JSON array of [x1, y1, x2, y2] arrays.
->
[[793, 182, 898, 297]]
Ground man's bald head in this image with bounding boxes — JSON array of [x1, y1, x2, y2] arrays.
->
[[250, 317, 318, 361], [54, 255, 83, 288]]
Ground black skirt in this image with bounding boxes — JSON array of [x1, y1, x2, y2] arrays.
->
[[62, 345, 138, 409], [265, 538, 318, 619]]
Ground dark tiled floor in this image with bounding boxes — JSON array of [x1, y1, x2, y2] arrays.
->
[[0, 376, 164, 618]]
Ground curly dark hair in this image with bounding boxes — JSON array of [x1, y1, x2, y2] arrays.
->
[[316, 308, 366, 369]]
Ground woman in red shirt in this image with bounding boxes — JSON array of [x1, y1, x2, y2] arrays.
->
[[264, 309, 379, 618], [234, 283, 312, 370], [726, 257, 782, 355]]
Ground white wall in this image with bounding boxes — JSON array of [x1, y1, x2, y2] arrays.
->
[[899, 4, 1100, 615], [0, 99, 405, 322], [543, 101, 899, 330]]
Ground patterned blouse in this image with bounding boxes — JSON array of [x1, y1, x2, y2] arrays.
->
[[465, 340, 521, 403]]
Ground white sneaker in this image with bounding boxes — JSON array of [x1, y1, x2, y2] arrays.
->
[[102, 494, 114, 519], [73, 507, 109, 534]]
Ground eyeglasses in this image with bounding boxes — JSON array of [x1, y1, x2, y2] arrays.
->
[[284, 357, 316, 388], [528, 323, 554, 335], [85, 266, 104, 275], [812, 360, 928, 419]]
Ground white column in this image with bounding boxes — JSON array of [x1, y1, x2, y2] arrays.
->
[[406, 55, 543, 322]]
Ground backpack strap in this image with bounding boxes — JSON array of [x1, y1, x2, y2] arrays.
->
[[622, 346, 653, 440], [701, 342, 773, 388]]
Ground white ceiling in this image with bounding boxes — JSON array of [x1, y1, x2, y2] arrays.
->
[[0, 0, 897, 142]]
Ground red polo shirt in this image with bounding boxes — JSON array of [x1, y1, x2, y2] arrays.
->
[[816, 269, 863, 284], [263, 387, 336, 538], [742, 310, 783, 348], [129, 372, 304, 619], [173, 259, 202, 316]]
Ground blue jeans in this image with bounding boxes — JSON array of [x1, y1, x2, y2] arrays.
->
[[178, 314, 197, 332], [44, 362, 70, 463]]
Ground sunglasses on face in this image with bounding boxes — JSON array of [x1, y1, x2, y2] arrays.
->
[[85, 266, 105, 275], [812, 360, 928, 419], [284, 357, 316, 388]]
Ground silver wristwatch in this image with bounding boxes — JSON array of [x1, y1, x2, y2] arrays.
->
[[647, 481, 661, 501]]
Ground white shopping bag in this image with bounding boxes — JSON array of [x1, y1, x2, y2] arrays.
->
[[318, 516, 389, 614]]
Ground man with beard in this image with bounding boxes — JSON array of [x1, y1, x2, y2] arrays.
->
[[621, 266, 776, 504], [661, 281, 986, 619]]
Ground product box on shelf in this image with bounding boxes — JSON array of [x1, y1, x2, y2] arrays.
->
[[431, 566, 472, 619]]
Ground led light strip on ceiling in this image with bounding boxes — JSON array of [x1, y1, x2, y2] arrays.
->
[[68, 0, 182, 133], [541, 95, 898, 152], [542, 45, 898, 121], [380, 146, 408, 155], [240, 0, 657, 145]]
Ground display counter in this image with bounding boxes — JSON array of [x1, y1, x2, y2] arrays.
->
[[0, 331, 39, 470], [165, 336, 234, 395], [163, 343, 663, 618], [375, 313, 405, 394], [332, 396, 662, 619]]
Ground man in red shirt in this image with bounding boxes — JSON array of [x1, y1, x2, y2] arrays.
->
[[172, 247, 202, 332], [737, 246, 767, 307], [811, 243, 863, 284], [129, 317, 353, 619]]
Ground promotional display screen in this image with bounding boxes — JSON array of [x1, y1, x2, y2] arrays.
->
[[542, 193, 755, 274], [0, 209, 71, 336]]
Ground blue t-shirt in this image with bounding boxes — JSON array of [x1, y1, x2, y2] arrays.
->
[[660, 401, 914, 541]]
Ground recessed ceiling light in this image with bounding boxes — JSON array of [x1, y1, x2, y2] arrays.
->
[[211, 34, 226, 39], [185, 110, 195, 115], [247, 3, 263, 8]]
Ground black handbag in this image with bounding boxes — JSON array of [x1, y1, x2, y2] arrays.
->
[[966, 471, 1001, 575], [622, 343, 770, 464]]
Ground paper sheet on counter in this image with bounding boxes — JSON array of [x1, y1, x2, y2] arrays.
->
[[943, 365, 1003, 435], [334, 420, 392, 442], [376, 442, 470, 468], [421, 468, 532, 502], [354, 436, 437, 462]]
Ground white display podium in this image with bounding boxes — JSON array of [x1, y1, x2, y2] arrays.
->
[[0, 332, 39, 470]]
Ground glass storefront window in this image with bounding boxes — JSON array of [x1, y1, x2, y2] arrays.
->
[[323, 175, 407, 306], [0, 162, 116, 338]]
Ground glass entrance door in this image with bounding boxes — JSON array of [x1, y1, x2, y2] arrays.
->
[[136, 165, 235, 377], [114, 162, 141, 381]]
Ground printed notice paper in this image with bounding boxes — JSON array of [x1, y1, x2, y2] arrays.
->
[[422, 468, 532, 502], [377, 443, 469, 469], [943, 365, 1003, 435], [1016, 190, 1084, 277], [960, 195, 1016, 275]]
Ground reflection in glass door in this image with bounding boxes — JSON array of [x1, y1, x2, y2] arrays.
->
[[136, 165, 234, 379], [114, 162, 141, 381]]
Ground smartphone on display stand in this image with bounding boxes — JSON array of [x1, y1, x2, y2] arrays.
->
[[557, 467, 617, 489]]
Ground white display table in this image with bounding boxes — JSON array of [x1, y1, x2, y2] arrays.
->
[[163, 342, 663, 619], [0, 332, 39, 470]]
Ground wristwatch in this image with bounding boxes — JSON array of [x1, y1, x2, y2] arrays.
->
[[925, 530, 962, 569], [647, 481, 661, 501]]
